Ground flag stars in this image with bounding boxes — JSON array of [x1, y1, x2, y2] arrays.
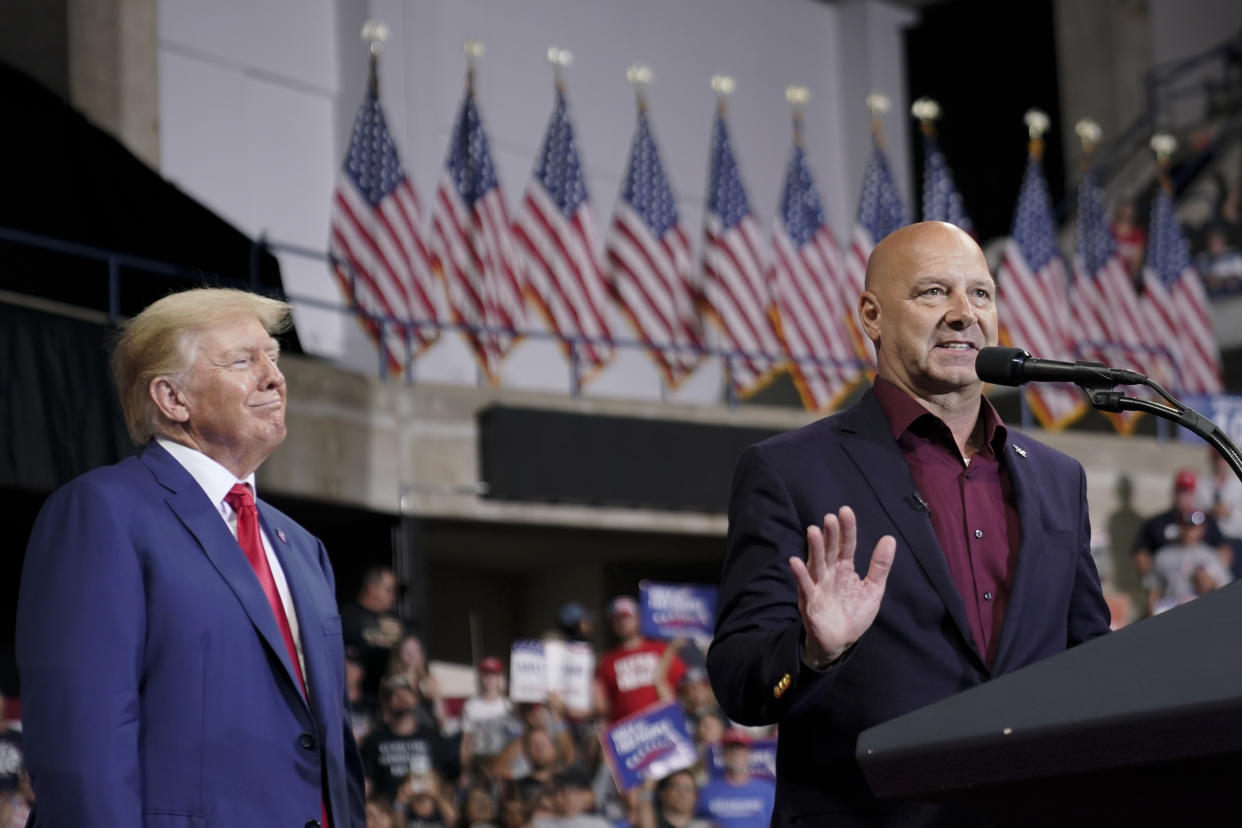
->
[[620, 112, 680, 238], [447, 95, 500, 205], [342, 92, 407, 207], [1076, 169, 1116, 277], [779, 146, 826, 248], [532, 93, 589, 219], [857, 142, 906, 242], [707, 115, 753, 228], [1012, 158, 1058, 271]]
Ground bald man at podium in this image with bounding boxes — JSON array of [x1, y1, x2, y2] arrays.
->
[[707, 222, 1111, 827]]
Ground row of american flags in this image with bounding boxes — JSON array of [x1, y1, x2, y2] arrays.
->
[[327, 64, 1222, 432]]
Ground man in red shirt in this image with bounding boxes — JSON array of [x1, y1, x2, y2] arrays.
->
[[593, 596, 686, 723]]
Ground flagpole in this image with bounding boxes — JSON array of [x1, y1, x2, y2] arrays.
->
[[1150, 132, 1179, 442], [546, 45, 581, 397], [623, 63, 666, 402], [709, 73, 738, 409], [866, 92, 889, 151]]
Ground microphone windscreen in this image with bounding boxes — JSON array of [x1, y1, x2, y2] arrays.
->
[[975, 346, 1029, 386]]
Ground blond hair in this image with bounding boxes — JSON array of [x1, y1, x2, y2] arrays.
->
[[112, 288, 292, 444]]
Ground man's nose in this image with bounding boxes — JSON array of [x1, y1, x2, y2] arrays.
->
[[945, 294, 977, 328], [260, 354, 285, 388]]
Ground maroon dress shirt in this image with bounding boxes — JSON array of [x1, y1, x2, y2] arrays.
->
[[872, 379, 1021, 667]]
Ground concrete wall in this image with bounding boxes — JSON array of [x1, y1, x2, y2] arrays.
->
[[260, 351, 1211, 645]]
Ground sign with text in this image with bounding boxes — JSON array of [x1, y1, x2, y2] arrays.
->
[[639, 581, 717, 642], [1179, 394, 1242, 447], [601, 700, 697, 791], [508, 639, 594, 713]]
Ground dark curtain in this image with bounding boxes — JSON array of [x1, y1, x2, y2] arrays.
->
[[0, 303, 132, 491]]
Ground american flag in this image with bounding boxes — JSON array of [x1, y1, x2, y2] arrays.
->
[[770, 142, 861, 411], [847, 142, 907, 367], [1143, 186, 1222, 394], [1071, 167, 1153, 432], [514, 88, 614, 380], [605, 107, 702, 387], [701, 111, 783, 396], [996, 155, 1085, 429], [1073, 168, 1151, 368], [921, 133, 973, 233], [328, 70, 441, 373], [430, 84, 524, 384]]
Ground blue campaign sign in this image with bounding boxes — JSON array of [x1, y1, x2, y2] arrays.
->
[[639, 581, 718, 641], [601, 700, 697, 791], [1178, 394, 1242, 446]]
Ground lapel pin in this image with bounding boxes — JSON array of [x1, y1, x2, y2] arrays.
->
[[277, 529, 288, 543], [1013, 445, 1028, 458]]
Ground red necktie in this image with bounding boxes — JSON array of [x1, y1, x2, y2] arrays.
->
[[226, 484, 332, 828]]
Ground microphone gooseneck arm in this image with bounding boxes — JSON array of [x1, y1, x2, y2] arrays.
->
[[975, 346, 1242, 486]]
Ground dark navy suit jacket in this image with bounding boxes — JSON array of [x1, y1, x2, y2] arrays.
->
[[17, 440, 366, 827], [706, 389, 1110, 827]]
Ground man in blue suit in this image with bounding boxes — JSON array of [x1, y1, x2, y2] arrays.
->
[[707, 222, 1111, 826], [18, 288, 365, 827]]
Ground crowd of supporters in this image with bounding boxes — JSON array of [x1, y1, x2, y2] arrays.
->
[[1124, 459, 1242, 622], [5, 460, 1240, 827], [343, 569, 777, 828]]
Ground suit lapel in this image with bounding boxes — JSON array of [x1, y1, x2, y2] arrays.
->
[[257, 506, 334, 722], [835, 392, 983, 666], [991, 438, 1041, 672], [141, 442, 311, 710]]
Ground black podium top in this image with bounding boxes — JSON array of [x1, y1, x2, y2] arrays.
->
[[856, 580, 1242, 822]]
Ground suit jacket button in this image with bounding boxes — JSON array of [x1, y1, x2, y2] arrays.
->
[[305, 821, 321, 828], [300, 732, 317, 750]]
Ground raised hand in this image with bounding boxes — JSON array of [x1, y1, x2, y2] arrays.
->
[[788, 506, 896, 667]]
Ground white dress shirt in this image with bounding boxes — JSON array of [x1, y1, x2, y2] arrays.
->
[[157, 437, 307, 682]]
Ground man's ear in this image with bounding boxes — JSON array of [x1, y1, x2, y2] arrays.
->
[[149, 376, 190, 424], [858, 291, 882, 343]]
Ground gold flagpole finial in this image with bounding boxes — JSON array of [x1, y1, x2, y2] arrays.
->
[[360, 20, 390, 95], [546, 46, 573, 93], [1151, 132, 1177, 163], [786, 85, 811, 145], [361, 20, 390, 55], [1151, 133, 1178, 192], [911, 96, 941, 138], [710, 74, 736, 115], [1075, 118, 1102, 155], [463, 39, 485, 92], [1024, 108, 1050, 159], [866, 92, 890, 148], [627, 63, 654, 111]]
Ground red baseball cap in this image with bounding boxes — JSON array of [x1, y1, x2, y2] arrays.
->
[[721, 728, 751, 748], [1175, 469, 1198, 491], [608, 596, 639, 618], [478, 656, 504, 674]]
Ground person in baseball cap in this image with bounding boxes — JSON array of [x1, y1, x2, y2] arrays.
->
[[1134, 467, 1232, 583], [594, 595, 687, 723], [461, 656, 518, 767], [698, 728, 775, 827]]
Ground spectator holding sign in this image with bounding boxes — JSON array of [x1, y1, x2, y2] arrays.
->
[[594, 597, 686, 723], [635, 770, 716, 828], [461, 656, 522, 771], [694, 731, 774, 828]]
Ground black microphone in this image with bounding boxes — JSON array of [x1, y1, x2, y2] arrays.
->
[[975, 346, 1148, 388]]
